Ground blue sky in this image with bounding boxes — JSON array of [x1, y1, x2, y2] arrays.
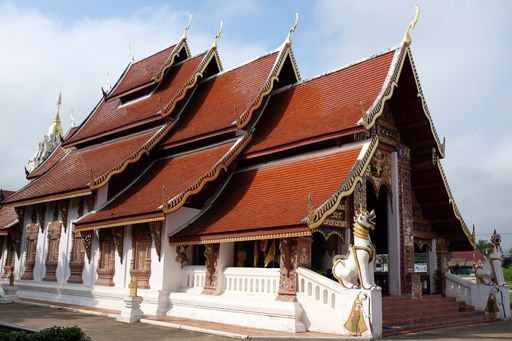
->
[[0, 0, 511, 250]]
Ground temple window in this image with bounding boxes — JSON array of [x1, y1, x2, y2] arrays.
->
[[130, 224, 152, 289]]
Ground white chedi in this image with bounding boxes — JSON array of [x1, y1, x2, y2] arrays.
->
[[332, 208, 378, 290], [26, 93, 65, 173]]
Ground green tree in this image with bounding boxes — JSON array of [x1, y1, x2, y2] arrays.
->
[[475, 239, 490, 254]]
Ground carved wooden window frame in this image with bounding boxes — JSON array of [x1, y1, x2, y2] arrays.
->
[[130, 224, 152, 289], [96, 229, 115, 286]]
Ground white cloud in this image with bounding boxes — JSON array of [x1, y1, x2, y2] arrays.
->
[[0, 3, 265, 192]]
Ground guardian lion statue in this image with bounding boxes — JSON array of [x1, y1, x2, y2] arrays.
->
[[332, 208, 377, 289], [475, 230, 507, 286]]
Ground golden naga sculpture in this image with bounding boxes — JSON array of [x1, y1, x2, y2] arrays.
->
[[285, 12, 299, 45], [129, 276, 138, 297], [332, 207, 377, 289], [403, 5, 420, 46]]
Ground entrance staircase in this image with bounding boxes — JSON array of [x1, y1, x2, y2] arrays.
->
[[382, 294, 494, 337]]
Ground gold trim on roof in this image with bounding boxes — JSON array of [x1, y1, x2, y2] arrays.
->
[[0, 231, 8, 236], [436, 160, 475, 248], [163, 133, 253, 214], [403, 5, 420, 46], [161, 48, 222, 118], [307, 137, 379, 229], [362, 47, 445, 159], [153, 38, 192, 84], [235, 46, 301, 129], [171, 229, 311, 246], [90, 123, 175, 190], [74, 215, 164, 232], [3, 189, 92, 208]]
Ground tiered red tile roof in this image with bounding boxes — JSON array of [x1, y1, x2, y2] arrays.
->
[[245, 50, 395, 155], [4, 127, 161, 205], [75, 139, 238, 230], [0, 190, 17, 233], [27, 145, 67, 179], [109, 45, 177, 98], [171, 145, 362, 244], [162, 52, 279, 146], [66, 52, 205, 145]]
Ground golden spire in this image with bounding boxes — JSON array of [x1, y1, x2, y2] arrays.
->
[[182, 14, 192, 39], [403, 5, 420, 46], [212, 21, 223, 48], [47, 91, 64, 137], [285, 12, 299, 45]]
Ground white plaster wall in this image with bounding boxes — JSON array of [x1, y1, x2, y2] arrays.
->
[[0, 237, 6, 277], [161, 207, 201, 292], [216, 243, 234, 293], [149, 225, 164, 291], [388, 151, 401, 296], [95, 186, 108, 208], [15, 206, 30, 280], [83, 232, 99, 286], [34, 204, 53, 281], [61, 198, 81, 283], [113, 228, 128, 288]]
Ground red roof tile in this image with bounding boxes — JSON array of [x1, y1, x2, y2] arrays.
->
[[0, 206, 17, 230], [245, 51, 395, 154], [27, 145, 68, 179], [4, 127, 162, 205], [162, 52, 279, 145], [75, 139, 237, 228], [172, 145, 362, 243], [109, 45, 176, 98], [66, 54, 205, 144]]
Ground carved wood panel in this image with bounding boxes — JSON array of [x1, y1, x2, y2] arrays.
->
[[130, 225, 152, 289], [96, 229, 115, 286], [202, 243, 220, 295], [21, 223, 40, 280], [277, 238, 298, 302], [43, 221, 62, 282], [68, 230, 85, 284]]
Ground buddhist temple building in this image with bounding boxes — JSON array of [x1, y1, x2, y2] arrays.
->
[[2, 12, 505, 338]]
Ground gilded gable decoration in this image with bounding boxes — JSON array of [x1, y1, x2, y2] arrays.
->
[[150, 221, 163, 262], [112, 228, 124, 264]]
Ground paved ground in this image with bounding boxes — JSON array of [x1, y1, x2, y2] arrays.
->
[[0, 302, 511, 340], [0, 303, 230, 341]]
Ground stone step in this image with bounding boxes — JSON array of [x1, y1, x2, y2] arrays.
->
[[382, 301, 465, 315], [383, 305, 472, 322], [383, 315, 496, 337], [384, 310, 484, 326]]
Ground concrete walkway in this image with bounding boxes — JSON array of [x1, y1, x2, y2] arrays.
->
[[0, 302, 511, 340]]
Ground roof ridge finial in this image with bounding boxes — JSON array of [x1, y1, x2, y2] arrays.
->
[[182, 13, 192, 39], [128, 43, 135, 62], [285, 12, 299, 45], [212, 20, 223, 48], [403, 5, 420, 46], [70, 109, 76, 128]]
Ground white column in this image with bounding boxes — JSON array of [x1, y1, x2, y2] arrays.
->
[[217, 242, 234, 293], [34, 204, 51, 281], [388, 151, 401, 296], [428, 239, 437, 294], [0, 237, 6, 277]]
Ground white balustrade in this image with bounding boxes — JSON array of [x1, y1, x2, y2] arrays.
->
[[180, 265, 206, 293], [222, 267, 279, 297], [297, 267, 341, 310], [445, 273, 471, 305]]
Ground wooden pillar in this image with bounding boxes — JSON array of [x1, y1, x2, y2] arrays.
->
[[277, 238, 298, 302], [436, 238, 450, 273], [398, 146, 414, 294], [202, 243, 220, 295]]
